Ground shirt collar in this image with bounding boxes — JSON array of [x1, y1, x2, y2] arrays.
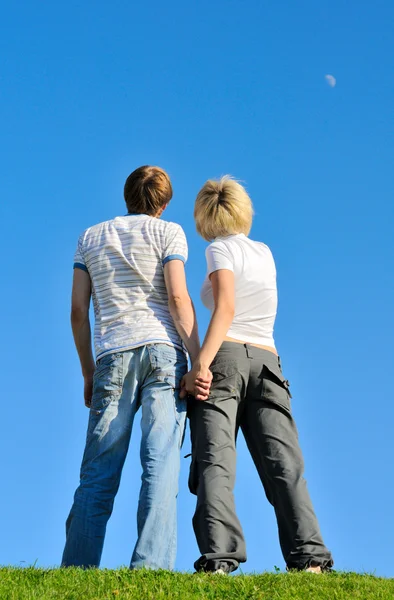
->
[[214, 233, 244, 242]]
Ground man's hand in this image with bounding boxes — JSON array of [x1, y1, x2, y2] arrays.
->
[[180, 365, 212, 401], [84, 373, 94, 408]]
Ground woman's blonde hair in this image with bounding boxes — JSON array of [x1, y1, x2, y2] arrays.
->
[[194, 176, 254, 241]]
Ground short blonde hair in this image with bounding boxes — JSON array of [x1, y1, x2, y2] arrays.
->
[[194, 176, 254, 241]]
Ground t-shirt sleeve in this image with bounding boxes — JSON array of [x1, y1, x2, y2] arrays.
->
[[205, 242, 234, 275], [73, 233, 88, 272], [162, 223, 188, 266]]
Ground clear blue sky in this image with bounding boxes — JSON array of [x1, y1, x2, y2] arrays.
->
[[1, 0, 393, 576]]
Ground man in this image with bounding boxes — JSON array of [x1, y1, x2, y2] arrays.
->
[[62, 166, 210, 570]]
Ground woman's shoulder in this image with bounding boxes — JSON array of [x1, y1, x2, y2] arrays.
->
[[245, 236, 273, 253], [206, 237, 239, 261], [241, 238, 276, 270], [205, 238, 230, 259], [207, 235, 274, 260]]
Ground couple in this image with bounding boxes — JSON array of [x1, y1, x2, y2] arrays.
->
[[62, 166, 333, 574]]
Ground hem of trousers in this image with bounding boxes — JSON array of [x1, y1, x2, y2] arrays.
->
[[194, 556, 245, 573], [286, 557, 334, 571]]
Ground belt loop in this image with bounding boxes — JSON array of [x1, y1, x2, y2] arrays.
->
[[244, 343, 252, 359]]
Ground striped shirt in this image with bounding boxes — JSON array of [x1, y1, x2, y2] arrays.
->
[[73, 214, 188, 360]]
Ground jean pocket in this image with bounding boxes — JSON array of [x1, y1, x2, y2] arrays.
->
[[261, 364, 292, 410], [91, 352, 123, 413], [147, 344, 187, 390]]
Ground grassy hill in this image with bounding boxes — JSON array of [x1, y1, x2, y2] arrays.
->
[[0, 568, 393, 600]]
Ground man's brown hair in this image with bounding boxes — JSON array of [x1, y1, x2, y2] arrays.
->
[[124, 166, 173, 216]]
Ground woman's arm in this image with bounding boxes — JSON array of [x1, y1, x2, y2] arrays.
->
[[181, 268, 235, 400]]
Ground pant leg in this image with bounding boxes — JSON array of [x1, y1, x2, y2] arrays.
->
[[189, 346, 248, 573], [242, 349, 334, 570], [62, 350, 140, 568], [130, 344, 187, 571]]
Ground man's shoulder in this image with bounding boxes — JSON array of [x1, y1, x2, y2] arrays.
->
[[80, 216, 185, 244], [79, 218, 118, 240], [152, 217, 184, 233], [145, 218, 186, 244]]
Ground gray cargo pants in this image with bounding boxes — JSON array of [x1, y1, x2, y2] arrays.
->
[[188, 342, 333, 573]]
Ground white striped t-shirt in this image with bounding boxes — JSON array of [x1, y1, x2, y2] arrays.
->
[[74, 214, 188, 360]]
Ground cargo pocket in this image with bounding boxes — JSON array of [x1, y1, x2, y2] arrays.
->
[[261, 363, 292, 411], [209, 360, 240, 402], [187, 402, 201, 496], [188, 453, 199, 495], [91, 353, 123, 414]]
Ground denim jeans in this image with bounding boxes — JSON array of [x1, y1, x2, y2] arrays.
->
[[62, 343, 187, 570]]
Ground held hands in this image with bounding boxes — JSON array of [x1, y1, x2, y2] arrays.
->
[[180, 363, 213, 401]]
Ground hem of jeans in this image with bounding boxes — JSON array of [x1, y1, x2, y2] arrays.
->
[[130, 552, 175, 571], [130, 563, 172, 571]]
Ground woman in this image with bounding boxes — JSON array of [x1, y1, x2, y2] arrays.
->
[[182, 176, 333, 574]]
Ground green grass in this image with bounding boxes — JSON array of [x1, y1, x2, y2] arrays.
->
[[0, 568, 393, 600]]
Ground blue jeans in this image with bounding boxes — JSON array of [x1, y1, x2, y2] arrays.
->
[[62, 344, 187, 569]]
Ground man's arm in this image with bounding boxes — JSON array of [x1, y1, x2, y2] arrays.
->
[[71, 268, 96, 407], [164, 259, 211, 399], [164, 259, 200, 364]]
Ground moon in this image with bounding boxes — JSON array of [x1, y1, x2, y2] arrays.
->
[[325, 74, 336, 88]]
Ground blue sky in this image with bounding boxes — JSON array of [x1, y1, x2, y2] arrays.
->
[[1, 0, 393, 576]]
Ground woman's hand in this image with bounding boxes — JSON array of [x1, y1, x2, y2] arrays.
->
[[180, 364, 212, 401]]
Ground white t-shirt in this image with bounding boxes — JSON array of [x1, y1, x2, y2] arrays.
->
[[74, 214, 188, 359], [201, 234, 277, 348]]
